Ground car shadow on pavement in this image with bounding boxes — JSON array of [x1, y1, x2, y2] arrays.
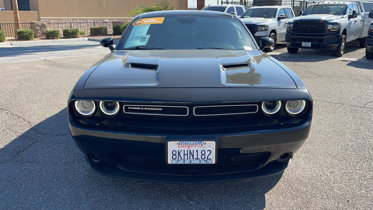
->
[[346, 58, 373, 70], [0, 108, 283, 209], [0, 44, 99, 57]]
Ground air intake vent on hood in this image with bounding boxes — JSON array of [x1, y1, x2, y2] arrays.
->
[[222, 62, 250, 69], [130, 63, 158, 70]]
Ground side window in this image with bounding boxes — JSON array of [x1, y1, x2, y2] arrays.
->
[[353, 4, 360, 15], [236, 7, 245, 16], [285, 8, 294, 18], [278, 9, 285, 18], [227, 7, 235, 14], [347, 4, 354, 16]]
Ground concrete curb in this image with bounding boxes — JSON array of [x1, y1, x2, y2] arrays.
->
[[0, 37, 100, 48]]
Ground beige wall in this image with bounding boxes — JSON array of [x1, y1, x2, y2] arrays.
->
[[38, 0, 188, 18], [0, 0, 4, 8], [0, 10, 39, 23]]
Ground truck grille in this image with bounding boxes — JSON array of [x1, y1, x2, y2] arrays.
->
[[293, 20, 327, 34], [245, 24, 257, 35]]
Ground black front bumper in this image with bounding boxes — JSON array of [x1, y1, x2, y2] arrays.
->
[[286, 33, 341, 50], [69, 118, 311, 183]]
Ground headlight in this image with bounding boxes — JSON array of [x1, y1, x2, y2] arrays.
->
[[327, 23, 340, 32], [261, 101, 281, 115], [99, 101, 120, 116], [369, 24, 373, 33], [287, 22, 293, 32], [74, 100, 96, 116], [256, 25, 268, 32], [285, 100, 306, 115]]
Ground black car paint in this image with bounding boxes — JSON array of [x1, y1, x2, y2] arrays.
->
[[68, 10, 313, 182]]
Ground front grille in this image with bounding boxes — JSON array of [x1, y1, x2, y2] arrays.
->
[[123, 104, 189, 116], [193, 104, 258, 116], [293, 20, 327, 34], [116, 150, 271, 176], [245, 24, 257, 35]]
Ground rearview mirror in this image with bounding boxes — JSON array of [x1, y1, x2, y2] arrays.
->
[[278, 14, 286, 20], [259, 37, 274, 50], [100, 37, 114, 51], [369, 10, 373, 18]]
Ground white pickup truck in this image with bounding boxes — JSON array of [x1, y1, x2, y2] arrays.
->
[[286, 1, 373, 57], [241, 6, 295, 51]]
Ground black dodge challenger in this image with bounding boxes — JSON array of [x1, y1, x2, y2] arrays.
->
[[68, 10, 312, 182]]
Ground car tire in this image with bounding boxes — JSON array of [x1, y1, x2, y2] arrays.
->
[[287, 47, 299, 54], [266, 32, 277, 52], [359, 37, 367, 48], [366, 49, 373, 59], [334, 34, 346, 57]]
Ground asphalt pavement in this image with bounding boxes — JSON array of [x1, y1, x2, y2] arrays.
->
[[0, 41, 372, 209]]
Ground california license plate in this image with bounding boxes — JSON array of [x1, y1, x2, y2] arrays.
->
[[302, 42, 311, 47], [167, 141, 216, 164]]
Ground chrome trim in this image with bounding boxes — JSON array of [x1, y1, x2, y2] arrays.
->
[[99, 101, 120, 116], [285, 100, 306, 116], [123, 104, 189, 116], [261, 101, 281, 115], [193, 104, 258, 117]]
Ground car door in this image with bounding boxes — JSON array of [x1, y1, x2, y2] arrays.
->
[[277, 9, 288, 42], [353, 3, 364, 38]]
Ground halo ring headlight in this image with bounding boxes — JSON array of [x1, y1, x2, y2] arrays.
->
[[99, 101, 120, 116], [261, 101, 281, 115], [74, 100, 96, 116], [285, 100, 306, 115]]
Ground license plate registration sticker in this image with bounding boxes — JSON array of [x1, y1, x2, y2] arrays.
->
[[302, 42, 311, 47], [167, 141, 216, 164]]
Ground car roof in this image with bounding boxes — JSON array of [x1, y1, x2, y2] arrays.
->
[[314, 1, 355, 5], [250, 6, 291, 9], [137, 10, 236, 19]]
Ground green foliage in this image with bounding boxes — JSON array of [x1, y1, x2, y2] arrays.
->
[[79, 30, 87, 36], [129, 1, 174, 17], [63, 28, 79, 38], [0, 30, 5, 42], [90, 26, 107, 36], [113, 25, 122, 35], [121, 22, 130, 33], [45, 29, 60, 39], [17, 29, 34, 40]]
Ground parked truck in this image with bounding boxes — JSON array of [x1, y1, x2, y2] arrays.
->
[[286, 1, 371, 57], [366, 11, 373, 59], [241, 6, 295, 51]]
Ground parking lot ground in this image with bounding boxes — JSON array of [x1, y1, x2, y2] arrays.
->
[[0, 43, 372, 209]]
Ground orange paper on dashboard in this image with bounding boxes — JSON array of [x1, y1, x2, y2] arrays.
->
[[133, 17, 165, 26]]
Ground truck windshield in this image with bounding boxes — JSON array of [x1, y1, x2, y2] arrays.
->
[[303, 4, 347, 16], [243, 8, 277, 18], [202, 6, 227, 12], [119, 16, 255, 50]]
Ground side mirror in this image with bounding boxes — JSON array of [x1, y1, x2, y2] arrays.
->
[[349, 11, 357, 19], [259, 37, 274, 50], [278, 14, 286, 20], [298, 11, 303, 16], [100, 37, 114, 51], [369, 10, 373, 18]]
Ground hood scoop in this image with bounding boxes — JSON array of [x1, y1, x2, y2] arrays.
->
[[129, 63, 158, 70], [222, 62, 250, 69]]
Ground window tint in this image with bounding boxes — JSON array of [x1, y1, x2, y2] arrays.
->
[[120, 16, 256, 50], [243, 8, 277, 18], [285, 8, 294, 18], [236, 7, 245, 16], [278, 9, 285, 17], [227, 7, 235, 14], [203, 6, 226, 12]]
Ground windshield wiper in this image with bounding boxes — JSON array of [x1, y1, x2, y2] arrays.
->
[[124, 46, 164, 50], [196, 47, 227, 50]]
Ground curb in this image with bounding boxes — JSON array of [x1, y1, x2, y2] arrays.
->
[[0, 37, 99, 48]]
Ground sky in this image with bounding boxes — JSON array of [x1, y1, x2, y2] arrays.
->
[[188, 0, 221, 9]]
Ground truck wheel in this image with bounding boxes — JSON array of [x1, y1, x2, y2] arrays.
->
[[266, 32, 277, 52], [287, 47, 299, 54], [366, 48, 373, 59], [334, 34, 346, 57], [359, 37, 367, 48]]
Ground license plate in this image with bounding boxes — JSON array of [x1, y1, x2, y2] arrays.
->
[[302, 42, 311, 47], [167, 141, 216, 164]]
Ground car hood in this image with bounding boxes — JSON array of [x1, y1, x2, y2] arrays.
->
[[241, 18, 274, 25], [294, 14, 345, 22], [84, 50, 297, 89]]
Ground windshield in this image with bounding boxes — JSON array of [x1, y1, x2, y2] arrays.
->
[[202, 6, 226, 12], [303, 4, 347, 16], [243, 8, 277, 18], [119, 16, 255, 50]]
